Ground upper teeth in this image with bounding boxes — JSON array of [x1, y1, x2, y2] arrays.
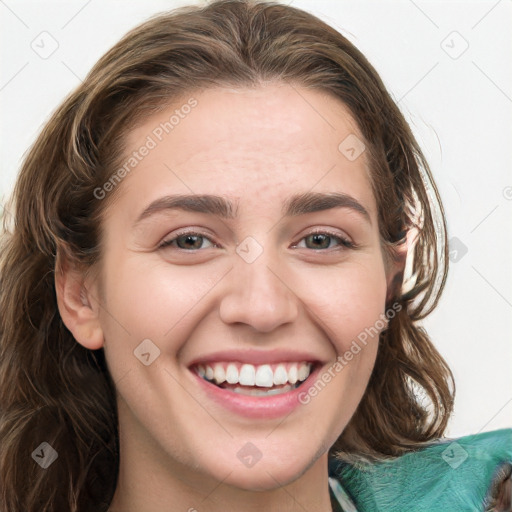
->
[[196, 362, 312, 387]]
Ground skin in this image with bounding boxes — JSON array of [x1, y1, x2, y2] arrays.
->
[[56, 84, 405, 512]]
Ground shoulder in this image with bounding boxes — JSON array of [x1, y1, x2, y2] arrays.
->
[[328, 429, 512, 512]]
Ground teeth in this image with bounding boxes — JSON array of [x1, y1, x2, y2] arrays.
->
[[213, 364, 226, 384], [205, 365, 214, 381], [265, 386, 291, 396], [239, 364, 256, 386], [273, 365, 288, 385], [255, 364, 274, 387], [298, 363, 309, 382], [225, 364, 239, 384], [288, 365, 298, 385], [197, 361, 313, 388], [231, 384, 294, 396]]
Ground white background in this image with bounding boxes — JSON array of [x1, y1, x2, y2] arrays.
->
[[1, 0, 511, 438]]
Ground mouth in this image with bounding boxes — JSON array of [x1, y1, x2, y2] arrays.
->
[[190, 361, 317, 397]]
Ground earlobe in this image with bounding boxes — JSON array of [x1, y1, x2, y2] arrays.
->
[[54, 249, 104, 350]]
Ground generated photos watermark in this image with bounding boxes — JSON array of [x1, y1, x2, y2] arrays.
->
[[93, 97, 198, 200], [298, 302, 402, 405]]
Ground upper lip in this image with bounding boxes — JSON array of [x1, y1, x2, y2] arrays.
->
[[187, 349, 326, 367]]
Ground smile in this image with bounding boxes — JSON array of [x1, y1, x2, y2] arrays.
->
[[187, 349, 325, 418], [193, 361, 313, 396]]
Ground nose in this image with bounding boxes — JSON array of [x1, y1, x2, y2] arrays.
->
[[218, 246, 299, 333]]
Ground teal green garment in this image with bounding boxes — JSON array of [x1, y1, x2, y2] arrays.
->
[[328, 429, 512, 512]]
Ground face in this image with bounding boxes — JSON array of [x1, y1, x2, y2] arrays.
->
[[92, 84, 391, 491]]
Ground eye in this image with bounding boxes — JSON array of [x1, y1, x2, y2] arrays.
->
[[158, 231, 216, 251], [293, 230, 355, 251], [157, 229, 355, 252]]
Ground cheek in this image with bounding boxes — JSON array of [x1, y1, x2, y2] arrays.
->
[[100, 254, 224, 338], [298, 259, 388, 349]]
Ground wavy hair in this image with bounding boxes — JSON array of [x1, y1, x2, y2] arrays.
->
[[0, 1, 455, 510]]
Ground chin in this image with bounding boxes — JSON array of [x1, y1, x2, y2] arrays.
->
[[199, 442, 326, 492], [220, 464, 305, 492]]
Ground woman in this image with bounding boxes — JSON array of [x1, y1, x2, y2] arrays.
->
[[0, 1, 510, 510]]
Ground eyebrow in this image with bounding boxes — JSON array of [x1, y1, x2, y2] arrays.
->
[[134, 191, 371, 226]]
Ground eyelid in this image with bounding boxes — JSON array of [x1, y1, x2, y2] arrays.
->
[[158, 227, 356, 252], [291, 228, 355, 250], [158, 228, 218, 250]]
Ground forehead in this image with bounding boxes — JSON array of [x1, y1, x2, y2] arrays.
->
[[116, 84, 377, 222]]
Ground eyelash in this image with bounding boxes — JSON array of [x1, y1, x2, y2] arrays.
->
[[158, 229, 356, 252]]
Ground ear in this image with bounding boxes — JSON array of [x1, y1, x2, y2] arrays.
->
[[385, 229, 415, 305], [54, 246, 104, 350]]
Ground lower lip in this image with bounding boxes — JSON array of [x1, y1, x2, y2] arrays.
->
[[190, 365, 322, 419]]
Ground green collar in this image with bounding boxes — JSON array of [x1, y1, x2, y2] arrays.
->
[[328, 428, 512, 511]]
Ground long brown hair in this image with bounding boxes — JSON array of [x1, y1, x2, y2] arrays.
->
[[0, 1, 455, 510]]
